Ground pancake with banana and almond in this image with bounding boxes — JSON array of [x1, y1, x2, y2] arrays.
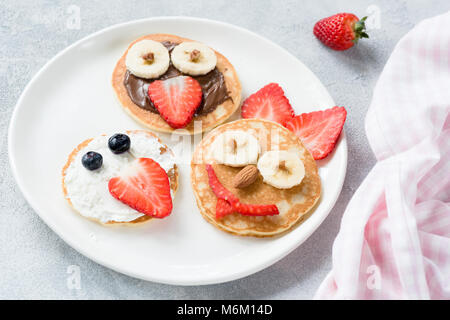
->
[[191, 119, 321, 237]]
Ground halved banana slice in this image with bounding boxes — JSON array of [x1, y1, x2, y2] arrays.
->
[[211, 131, 260, 167], [125, 40, 170, 79], [257, 150, 305, 189], [171, 42, 217, 76]]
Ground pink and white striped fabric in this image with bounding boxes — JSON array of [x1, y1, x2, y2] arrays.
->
[[315, 11, 450, 299]]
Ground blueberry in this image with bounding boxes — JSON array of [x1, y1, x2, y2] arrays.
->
[[108, 133, 131, 154], [82, 151, 103, 170]]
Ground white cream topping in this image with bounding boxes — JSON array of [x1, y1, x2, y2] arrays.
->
[[64, 132, 176, 223]]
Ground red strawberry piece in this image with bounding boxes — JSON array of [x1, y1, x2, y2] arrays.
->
[[233, 202, 279, 217], [148, 76, 202, 129], [205, 164, 239, 204], [285, 106, 347, 160], [313, 13, 369, 51], [205, 164, 279, 218], [241, 83, 294, 126], [108, 158, 173, 218], [216, 198, 235, 219]]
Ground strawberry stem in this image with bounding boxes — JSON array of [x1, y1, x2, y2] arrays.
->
[[352, 16, 369, 43]]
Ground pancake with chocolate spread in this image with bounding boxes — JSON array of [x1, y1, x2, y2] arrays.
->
[[112, 34, 241, 134]]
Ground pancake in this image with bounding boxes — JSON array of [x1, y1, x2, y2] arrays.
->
[[112, 34, 242, 135], [191, 119, 321, 237], [62, 130, 178, 226]]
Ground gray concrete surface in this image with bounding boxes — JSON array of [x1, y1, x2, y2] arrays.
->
[[1, 0, 449, 299]]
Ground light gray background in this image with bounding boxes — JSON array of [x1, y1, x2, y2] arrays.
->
[[1, 0, 449, 300]]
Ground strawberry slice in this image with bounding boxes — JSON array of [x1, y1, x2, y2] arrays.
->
[[148, 76, 202, 129], [285, 106, 347, 160], [205, 164, 239, 204], [206, 164, 279, 218], [241, 83, 294, 126], [216, 198, 235, 219], [234, 202, 279, 217], [108, 158, 172, 218]]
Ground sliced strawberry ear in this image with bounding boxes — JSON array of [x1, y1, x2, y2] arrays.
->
[[108, 158, 173, 218], [285, 106, 347, 160], [148, 76, 202, 129], [241, 83, 294, 126]]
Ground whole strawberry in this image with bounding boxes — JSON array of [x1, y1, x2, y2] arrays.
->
[[313, 13, 369, 51]]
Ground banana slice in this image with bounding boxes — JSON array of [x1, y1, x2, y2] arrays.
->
[[257, 150, 305, 189], [171, 42, 217, 76], [211, 131, 260, 167], [125, 40, 170, 79]]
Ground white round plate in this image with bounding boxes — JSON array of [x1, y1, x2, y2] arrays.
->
[[8, 17, 346, 285]]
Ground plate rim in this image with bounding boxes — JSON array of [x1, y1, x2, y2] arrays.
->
[[8, 16, 347, 285]]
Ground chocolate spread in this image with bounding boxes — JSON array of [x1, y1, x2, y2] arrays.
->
[[123, 41, 231, 116]]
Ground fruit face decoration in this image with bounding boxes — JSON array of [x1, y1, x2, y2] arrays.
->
[[211, 131, 261, 167], [108, 158, 173, 219], [257, 150, 305, 189], [80, 133, 173, 219], [285, 107, 347, 160], [205, 81, 347, 220], [240, 83, 347, 160], [206, 164, 279, 219], [82, 151, 103, 171], [148, 76, 202, 129], [208, 127, 308, 220], [241, 83, 294, 126], [170, 42, 217, 76], [108, 133, 131, 154], [125, 40, 170, 79], [125, 40, 218, 129]]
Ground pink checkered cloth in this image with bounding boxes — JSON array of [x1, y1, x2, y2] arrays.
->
[[315, 12, 450, 299]]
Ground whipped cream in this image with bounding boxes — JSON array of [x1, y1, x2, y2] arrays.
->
[[64, 132, 176, 223]]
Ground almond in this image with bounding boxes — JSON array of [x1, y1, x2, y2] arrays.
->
[[142, 52, 154, 63], [190, 49, 201, 62], [228, 138, 237, 154], [232, 165, 259, 189], [278, 160, 290, 173]]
